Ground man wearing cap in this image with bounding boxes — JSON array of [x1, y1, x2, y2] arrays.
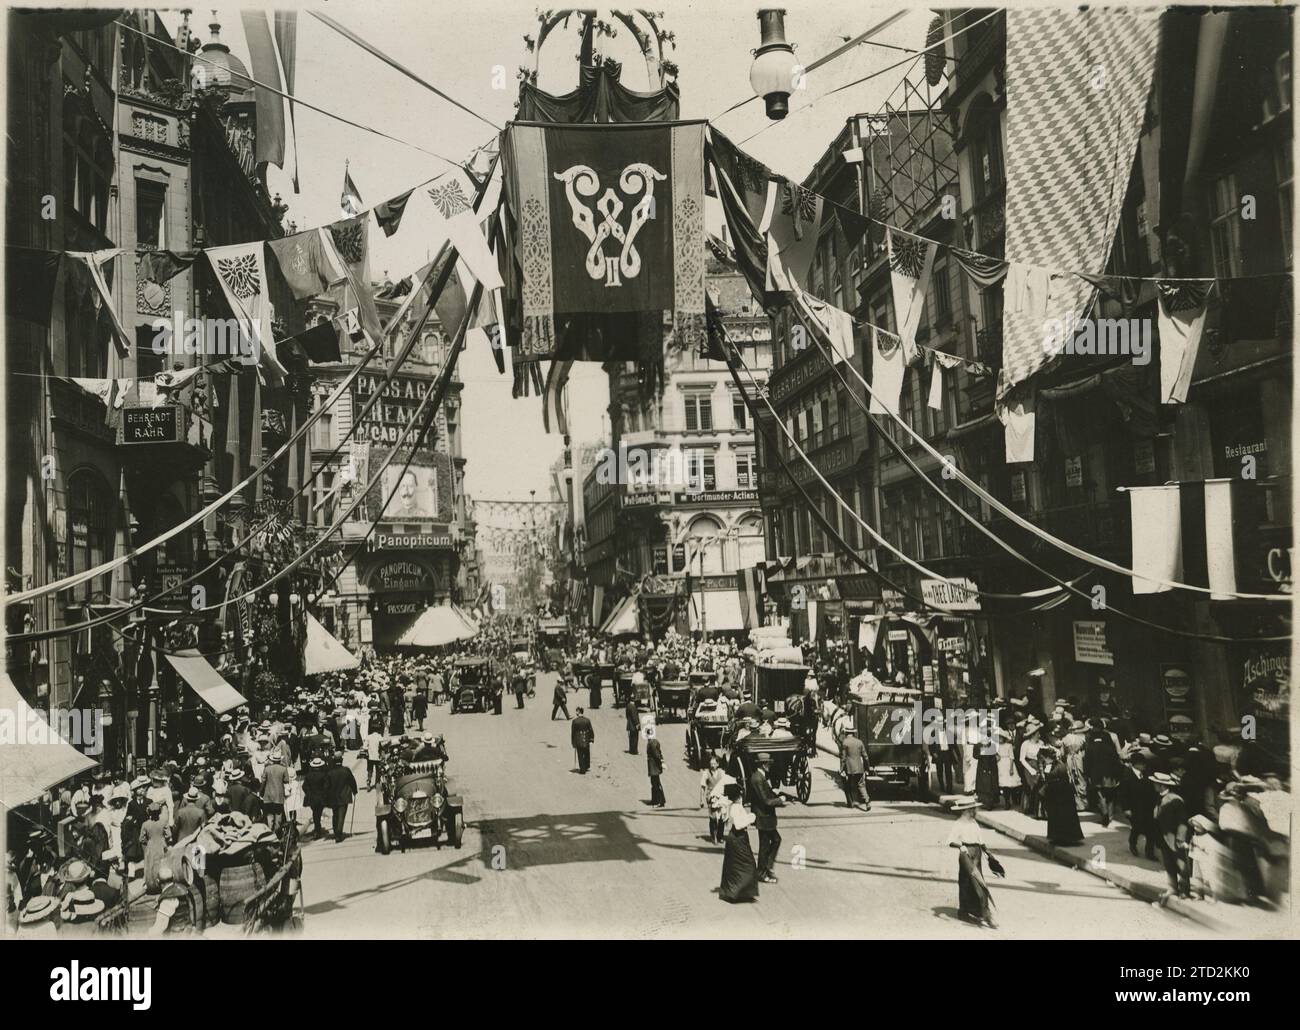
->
[[646, 732, 666, 807], [551, 678, 571, 721], [626, 694, 641, 755], [748, 753, 786, 883], [1151, 772, 1191, 898], [838, 725, 871, 810], [571, 707, 594, 773]]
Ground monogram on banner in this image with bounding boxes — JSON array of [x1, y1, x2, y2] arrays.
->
[[554, 163, 665, 288]]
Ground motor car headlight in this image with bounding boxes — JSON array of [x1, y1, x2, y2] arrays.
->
[[432, 793, 445, 810], [394, 797, 407, 813]]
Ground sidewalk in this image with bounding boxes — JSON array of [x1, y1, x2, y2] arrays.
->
[[971, 806, 1291, 937], [811, 724, 1290, 936]]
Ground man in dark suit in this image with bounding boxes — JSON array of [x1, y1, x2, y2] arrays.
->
[[571, 708, 594, 773], [748, 753, 786, 883], [551, 680, 570, 721], [325, 755, 359, 843], [225, 769, 261, 819], [1151, 771, 1191, 898], [303, 757, 332, 839], [626, 697, 641, 755], [646, 734, 665, 807], [838, 725, 871, 809]]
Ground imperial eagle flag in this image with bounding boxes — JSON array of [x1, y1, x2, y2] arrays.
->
[[501, 121, 707, 362]]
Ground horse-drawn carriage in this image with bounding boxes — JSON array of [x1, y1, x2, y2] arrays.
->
[[850, 681, 928, 799], [685, 693, 731, 767], [537, 618, 570, 670], [728, 732, 813, 805], [451, 656, 493, 713], [374, 741, 465, 853], [656, 679, 692, 722]]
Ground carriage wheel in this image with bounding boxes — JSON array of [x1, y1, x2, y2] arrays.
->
[[687, 726, 699, 767], [797, 758, 813, 804], [376, 818, 392, 855]]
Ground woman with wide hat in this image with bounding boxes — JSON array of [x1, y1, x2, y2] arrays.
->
[[946, 797, 1004, 927], [1040, 746, 1085, 846], [718, 780, 760, 903]]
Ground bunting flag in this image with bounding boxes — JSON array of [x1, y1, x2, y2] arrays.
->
[[268, 227, 345, 300], [68, 250, 131, 358], [999, 386, 1037, 464], [5, 246, 61, 325], [153, 366, 202, 408], [205, 242, 286, 385], [1077, 271, 1146, 314], [374, 188, 414, 238], [867, 327, 906, 416], [239, 10, 285, 171], [799, 288, 855, 362], [708, 128, 775, 227], [426, 166, 503, 292], [1001, 6, 1160, 397], [137, 248, 199, 284], [767, 178, 825, 294], [542, 359, 574, 435], [887, 228, 937, 363], [297, 317, 343, 363], [1156, 280, 1213, 404], [950, 247, 1008, 290], [501, 121, 706, 362], [68, 377, 131, 425], [833, 205, 872, 251], [273, 10, 300, 192], [737, 566, 762, 631], [928, 351, 964, 410], [326, 215, 382, 341], [1128, 485, 1184, 594], [340, 167, 363, 217]]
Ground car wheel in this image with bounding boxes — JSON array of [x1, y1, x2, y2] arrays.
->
[[452, 812, 464, 848], [376, 818, 392, 855]]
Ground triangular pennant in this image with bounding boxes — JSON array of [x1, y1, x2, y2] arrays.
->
[[206, 242, 285, 385], [374, 188, 414, 238], [950, 247, 1009, 290], [267, 227, 345, 301]]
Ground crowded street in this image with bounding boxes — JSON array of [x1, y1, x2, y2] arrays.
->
[[293, 669, 1235, 939]]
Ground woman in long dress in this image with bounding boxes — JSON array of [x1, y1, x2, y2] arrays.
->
[[718, 783, 759, 903], [1041, 749, 1084, 845], [947, 798, 1003, 927], [140, 802, 170, 894], [996, 726, 1022, 810]]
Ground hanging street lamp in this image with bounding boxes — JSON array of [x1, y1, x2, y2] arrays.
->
[[750, 9, 800, 120]]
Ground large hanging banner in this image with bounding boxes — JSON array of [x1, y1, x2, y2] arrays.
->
[[502, 120, 706, 362], [1000, 7, 1160, 398]]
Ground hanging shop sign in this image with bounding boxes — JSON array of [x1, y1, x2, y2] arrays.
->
[[350, 372, 439, 445], [672, 489, 759, 505], [120, 405, 180, 444], [938, 636, 965, 652], [1159, 663, 1197, 742], [1236, 641, 1289, 753], [1072, 619, 1114, 666], [370, 559, 434, 594], [374, 597, 425, 617], [1134, 438, 1156, 474], [156, 563, 186, 596], [652, 547, 669, 575], [370, 525, 455, 551], [625, 490, 673, 508], [920, 577, 981, 611], [1010, 472, 1027, 503], [1065, 455, 1084, 488]]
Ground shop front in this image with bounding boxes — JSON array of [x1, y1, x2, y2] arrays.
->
[[360, 549, 449, 648]]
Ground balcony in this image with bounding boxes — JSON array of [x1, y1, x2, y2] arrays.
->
[[963, 191, 1006, 252]]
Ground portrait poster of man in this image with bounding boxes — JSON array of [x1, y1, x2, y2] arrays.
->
[[381, 463, 439, 520]]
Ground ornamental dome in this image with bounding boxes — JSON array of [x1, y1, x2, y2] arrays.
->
[[194, 16, 253, 100]]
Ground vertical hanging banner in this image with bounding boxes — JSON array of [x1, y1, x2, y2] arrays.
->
[[239, 10, 286, 171], [206, 242, 286, 385], [887, 228, 937, 363], [326, 214, 382, 341], [1000, 7, 1160, 397], [502, 120, 707, 362]]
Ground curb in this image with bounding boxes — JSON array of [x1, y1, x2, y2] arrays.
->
[[973, 812, 1233, 933]]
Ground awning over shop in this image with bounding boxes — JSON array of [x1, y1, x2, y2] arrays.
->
[[303, 613, 359, 675], [392, 604, 479, 648], [688, 588, 745, 632], [451, 604, 480, 635], [599, 594, 639, 637], [165, 652, 249, 715], [0, 674, 99, 809]]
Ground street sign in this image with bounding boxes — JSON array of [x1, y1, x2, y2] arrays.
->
[[920, 577, 981, 610], [121, 406, 180, 444]]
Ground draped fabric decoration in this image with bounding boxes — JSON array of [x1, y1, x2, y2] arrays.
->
[[427, 166, 504, 293], [326, 215, 382, 341], [239, 10, 286, 172], [268, 228, 344, 301], [767, 178, 825, 295], [928, 351, 965, 410], [800, 289, 855, 362], [68, 250, 132, 358], [736, 566, 763, 632], [137, 248, 200, 284], [542, 359, 574, 435], [206, 242, 286, 386], [516, 63, 681, 123], [373, 188, 414, 238], [998, 385, 1036, 464], [1076, 271, 1148, 314], [1128, 485, 1184, 594], [69, 376, 131, 426], [867, 326, 906, 416], [500, 121, 707, 363], [272, 10, 300, 192], [887, 228, 937, 363], [1001, 7, 1161, 397], [704, 132, 771, 303], [1155, 280, 1213, 403], [950, 247, 1009, 290]]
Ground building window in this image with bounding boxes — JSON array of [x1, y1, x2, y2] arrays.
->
[[315, 471, 336, 527], [67, 469, 113, 602], [136, 180, 167, 250], [135, 325, 163, 380], [735, 451, 755, 489], [312, 404, 333, 449], [971, 120, 1004, 203], [1209, 173, 1243, 278], [683, 392, 713, 432], [732, 394, 747, 429], [932, 262, 951, 324], [686, 451, 716, 492]]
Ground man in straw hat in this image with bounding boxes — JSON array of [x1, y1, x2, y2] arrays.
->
[[1150, 771, 1191, 899], [748, 753, 787, 884]]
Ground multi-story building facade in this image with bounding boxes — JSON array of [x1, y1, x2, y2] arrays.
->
[[304, 282, 476, 649], [5, 11, 299, 764], [586, 259, 770, 634]]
